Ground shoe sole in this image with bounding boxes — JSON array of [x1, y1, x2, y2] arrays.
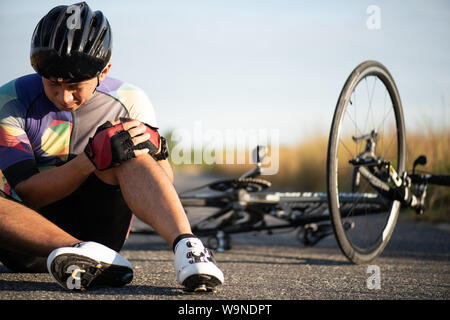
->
[[182, 274, 222, 293], [49, 253, 133, 291]]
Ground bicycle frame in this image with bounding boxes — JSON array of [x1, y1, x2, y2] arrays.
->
[[175, 137, 448, 252], [182, 190, 387, 232], [132, 141, 447, 252], [174, 144, 392, 251]]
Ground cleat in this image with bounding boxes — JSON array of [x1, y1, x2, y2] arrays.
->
[[174, 237, 224, 293], [194, 284, 207, 292], [183, 285, 218, 294], [47, 241, 133, 291]]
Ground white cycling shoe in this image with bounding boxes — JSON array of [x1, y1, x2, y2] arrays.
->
[[47, 241, 133, 291], [174, 237, 224, 292]]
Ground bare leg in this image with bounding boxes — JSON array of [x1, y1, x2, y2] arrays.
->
[[94, 152, 224, 290], [91, 119, 193, 248], [112, 154, 192, 247], [0, 197, 80, 257]]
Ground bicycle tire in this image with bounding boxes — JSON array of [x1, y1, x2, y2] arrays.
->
[[327, 60, 406, 264]]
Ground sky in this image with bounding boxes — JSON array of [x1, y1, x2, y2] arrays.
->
[[0, 0, 449, 147]]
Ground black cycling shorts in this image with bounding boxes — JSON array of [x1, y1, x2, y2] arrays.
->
[[0, 174, 133, 273]]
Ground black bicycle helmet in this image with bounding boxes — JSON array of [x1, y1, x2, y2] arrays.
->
[[30, 2, 112, 82]]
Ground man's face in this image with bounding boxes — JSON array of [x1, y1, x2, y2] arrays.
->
[[41, 63, 111, 112], [42, 76, 98, 112]]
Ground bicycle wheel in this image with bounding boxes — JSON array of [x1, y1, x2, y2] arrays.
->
[[327, 60, 406, 264]]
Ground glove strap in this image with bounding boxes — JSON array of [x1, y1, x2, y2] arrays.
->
[[153, 136, 169, 161]]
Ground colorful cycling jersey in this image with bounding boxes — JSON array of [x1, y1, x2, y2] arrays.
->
[[0, 73, 158, 200]]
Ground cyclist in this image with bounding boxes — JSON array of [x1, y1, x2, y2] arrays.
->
[[0, 2, 224, 292]]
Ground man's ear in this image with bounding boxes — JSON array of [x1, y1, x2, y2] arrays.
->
[[98, 63, 112, 81]]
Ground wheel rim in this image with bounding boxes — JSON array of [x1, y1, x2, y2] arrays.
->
[[330, 63, 405, 260]]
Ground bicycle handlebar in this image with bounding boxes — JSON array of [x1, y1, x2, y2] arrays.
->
[[410, 173, 450, 187], [426, 174, 450, 186]]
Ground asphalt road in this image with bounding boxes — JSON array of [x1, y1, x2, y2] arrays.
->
[[0, 172, 449, 304]]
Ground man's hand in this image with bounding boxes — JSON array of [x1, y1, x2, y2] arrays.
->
[[124, 118, 169, 161], [84, 119, 151, 170]]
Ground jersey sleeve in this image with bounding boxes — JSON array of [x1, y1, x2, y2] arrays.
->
[[0, 81, 38, 190], [115, 83, 158, 127]]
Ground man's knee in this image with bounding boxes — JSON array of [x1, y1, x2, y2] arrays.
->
[[94, 166, 120, 185], [94, 154, 163, 186]]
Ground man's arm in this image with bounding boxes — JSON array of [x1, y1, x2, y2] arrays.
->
[[14, 153, 95, 209], [15, 120, 156, 208]]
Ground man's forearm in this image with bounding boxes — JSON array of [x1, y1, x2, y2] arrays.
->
[[15, 153, 96, 209]]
